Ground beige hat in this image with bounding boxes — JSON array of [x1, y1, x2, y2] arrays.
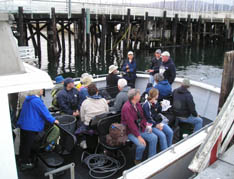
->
[[182, 78, 191, 87], [108, 65, 118, 74], [161, 51, 170, 57], [81, 74, 93, 87]]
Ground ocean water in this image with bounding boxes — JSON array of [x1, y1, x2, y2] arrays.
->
[[35, 33, 233, 87]]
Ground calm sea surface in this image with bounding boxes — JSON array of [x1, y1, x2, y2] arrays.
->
[[35, 34, 234, 88]]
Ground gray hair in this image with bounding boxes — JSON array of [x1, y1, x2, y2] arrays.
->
[[28, 89, 42, 96], [154, 73, 164, 82], [118, 78, 127, 88], [128, 89, 140, 100]]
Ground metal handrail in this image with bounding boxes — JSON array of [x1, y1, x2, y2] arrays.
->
[[44, 162, 75, 179]]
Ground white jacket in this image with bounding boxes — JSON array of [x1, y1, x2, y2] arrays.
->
[[80, 97, 109, 126]]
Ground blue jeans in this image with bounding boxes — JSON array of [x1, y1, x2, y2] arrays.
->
[[152, 124, 173, 151], [128, 132, 158, 161], [179, 115, 203, 132], [149, 75, 156, 86]]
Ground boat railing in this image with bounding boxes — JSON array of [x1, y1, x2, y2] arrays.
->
[[44, 162, 75, 179]]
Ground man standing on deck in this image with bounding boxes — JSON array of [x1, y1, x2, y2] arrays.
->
[[147, 49, 162, 85], [172, 79, 203, 132], [161, 51, 176, 84], [57, 78, 80, 117]]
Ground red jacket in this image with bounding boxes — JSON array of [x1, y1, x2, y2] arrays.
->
[[121, 100, 147, 137]]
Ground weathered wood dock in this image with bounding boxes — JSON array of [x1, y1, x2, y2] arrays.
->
[[2, 1, 234, 73]]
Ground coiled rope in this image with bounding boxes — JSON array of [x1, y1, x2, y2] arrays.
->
[[81, 150, 126, 179]]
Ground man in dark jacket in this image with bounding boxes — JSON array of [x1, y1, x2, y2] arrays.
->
[[172, 79, 203, 132], [57, 77, 80, 117], [147, 49, 162, 84], [110, 78, 130, 112], [161, 51, 176, 84], [106, 65, 121, 98]]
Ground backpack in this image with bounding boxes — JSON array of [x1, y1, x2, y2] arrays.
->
[[51, 88, 62, 108], [106, 123, 127, 147]]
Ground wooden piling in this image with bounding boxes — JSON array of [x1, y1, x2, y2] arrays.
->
[[197, 16, 202, 44], [86, 9, 91, 59], [106, 23, 112, 66], [82, 8, 86, 55], [68, 21, 72, 64], [17, 7, 27, 46], [74, 20, 79, 68], [124, 9, 131, 56], [218, 51, 234, 110], [203, 21, 206, 45], [47, 8, 58, 63], [162, 11, 167, 46], [172, 14, 178, 45], [36, 21, 42, 66], [61, 21, 66, 64], [100, 15, 106, 65], [28, 23, 38, 57], [186, 14, 191, 44]]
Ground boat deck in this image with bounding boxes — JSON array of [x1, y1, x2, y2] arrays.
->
[[194, 145, 234, 179], [18, 145, 136, 179], [17, 117, 212, 179]]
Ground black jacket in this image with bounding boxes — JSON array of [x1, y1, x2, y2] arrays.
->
[[172, 86, 198, 118], [106, 73, 120, 98], [57, 88, 80, 115], [150, 57, 162, 75], [162, 58, 176, 84]]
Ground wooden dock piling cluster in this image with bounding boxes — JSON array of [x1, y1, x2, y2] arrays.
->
[[13, 7, 234, 74]]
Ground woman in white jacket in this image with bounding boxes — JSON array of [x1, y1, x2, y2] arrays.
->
[[79, 83, 109, 149]]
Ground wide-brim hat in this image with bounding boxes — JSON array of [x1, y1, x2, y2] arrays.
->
[[81, 75, 93, 87], [108, 65, 118, 74]]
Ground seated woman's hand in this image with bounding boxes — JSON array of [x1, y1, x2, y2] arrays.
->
[[137, 136, 146, 146], [156, 124, 163, 131]]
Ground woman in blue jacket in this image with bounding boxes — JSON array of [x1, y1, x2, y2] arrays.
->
[[17, 89, 59, 171], [122, 51, 137, 88], [142, 88, 173, 151]]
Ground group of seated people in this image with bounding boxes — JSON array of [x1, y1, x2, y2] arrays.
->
[[16, 49, 203, 170]]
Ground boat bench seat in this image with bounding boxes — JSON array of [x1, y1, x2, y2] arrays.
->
[[38, 151, 64, 168], [36, 124, 77, 169]]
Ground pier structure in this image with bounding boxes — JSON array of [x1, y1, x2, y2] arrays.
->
[[1, 0, 234, 73]]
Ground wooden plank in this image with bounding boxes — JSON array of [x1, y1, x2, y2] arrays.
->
[[219, 123, 234, 154], [188, 86, 234, 173]]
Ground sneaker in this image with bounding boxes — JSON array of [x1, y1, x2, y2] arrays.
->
[[20, 163, 34, 171], [80, 140, 87, 149]]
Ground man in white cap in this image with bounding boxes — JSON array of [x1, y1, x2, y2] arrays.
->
[[172, 78, 203, 133], [147, 49, 162, 84], [106, 64, 120, 98], [161, 51, 176, 84], [122, 51, 137, 88]]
